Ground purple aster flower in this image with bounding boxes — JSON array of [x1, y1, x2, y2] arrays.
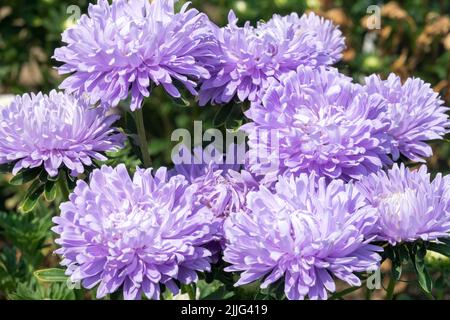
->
[[363, 74, 450, 162], [170, 146, 259, 226], [54, 0, 216, 111], [0, 90, 125, 177], [223, 173, 382, 300], [357, 164, 450, 245], [52, 164, 218, 300], [198, 11, 345, 106], [261, 12, 345, 65], [243, 67, 390, 186]]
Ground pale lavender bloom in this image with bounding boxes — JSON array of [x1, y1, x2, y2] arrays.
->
[[54, 0, 216, 111], [223, 174, 382, 300], [243, 67, 390, 185], [261, 12, 345, 65], [0, 91, 124, 177], [363, 74, 450, 162], [199, 11, 345, 105], [171, 146, 259, 224], [357, 164, 450, 245], [52, 164, 218, 300]]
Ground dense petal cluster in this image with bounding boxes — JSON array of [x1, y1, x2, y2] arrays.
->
[[54, 0, 216, 110], [363, 74, 450, 162], [243, 67, 390, 185], [0, 91, 124, 177], [224, 174, 382, 300], [261, 12, 344, 65], [170, 147, 259, 226], [357, 164, 450, 245], [53, 165, 218, 300], [199, 11, 345, 105]]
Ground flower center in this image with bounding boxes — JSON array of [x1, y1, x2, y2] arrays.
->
[[380, 188, 416, 220]]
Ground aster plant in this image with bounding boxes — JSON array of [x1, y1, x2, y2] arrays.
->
[[243, 66, 391, 185], [0, 91, 125, 212], [54, 0, 216, 111], [363, 74, 450, 162], [0, 91, 125, 177], [357, 164, 450, 245], [1, 0, 449, 302], [198, 11, 345, 105], [52, 164, 218, 300], [223, 174, 382, 300], [356, 164, 450, 297]]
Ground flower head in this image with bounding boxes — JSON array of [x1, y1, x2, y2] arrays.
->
[[223, 174, 381, 300], [243, 67, 390, 185], [357, 164, 450, 245], [54, 0, 216, 110], [199, 11, 345, 105], [170, 146, 259, 226], [261, 12, 344, 65], [363, 74, 450, 162], [0, 90, 124, 177], [52, 164, 218, 300]]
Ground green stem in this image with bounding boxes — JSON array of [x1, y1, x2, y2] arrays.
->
[[386, 275, 397, 300], [183, 284, 196, 300], [134, 108, 152, 168], [58, 172, 70, 200]]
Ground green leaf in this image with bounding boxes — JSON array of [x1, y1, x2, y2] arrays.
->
[[201, 286, 235, 300], [0, 210, 52, 255], [9, 281, 76, 300], [213, 103, 245, 129], [213, 105, 232, 127], [197, 280, 235, 300], [18, 179, 45, 213], [172, 96, 191, 108], [34, 268, 68, 283], [9, 167, 43, 186], [0, 163, 14, 174], [392, 261, 402, 281], [427, 239, 450, 258], [411, 242, 433, 294], [44, 179, 57, 202], [389, 245, 409, 280], [397, 245, 410, 264], [428, 139, 450, 145]]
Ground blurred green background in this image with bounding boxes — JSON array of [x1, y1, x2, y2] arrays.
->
[[0, 0, 449, 299]]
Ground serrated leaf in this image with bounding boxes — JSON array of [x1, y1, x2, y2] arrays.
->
[[9, 167, 43, 186], [19, 179, 45, 213], [34, 268, 68, 283]]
